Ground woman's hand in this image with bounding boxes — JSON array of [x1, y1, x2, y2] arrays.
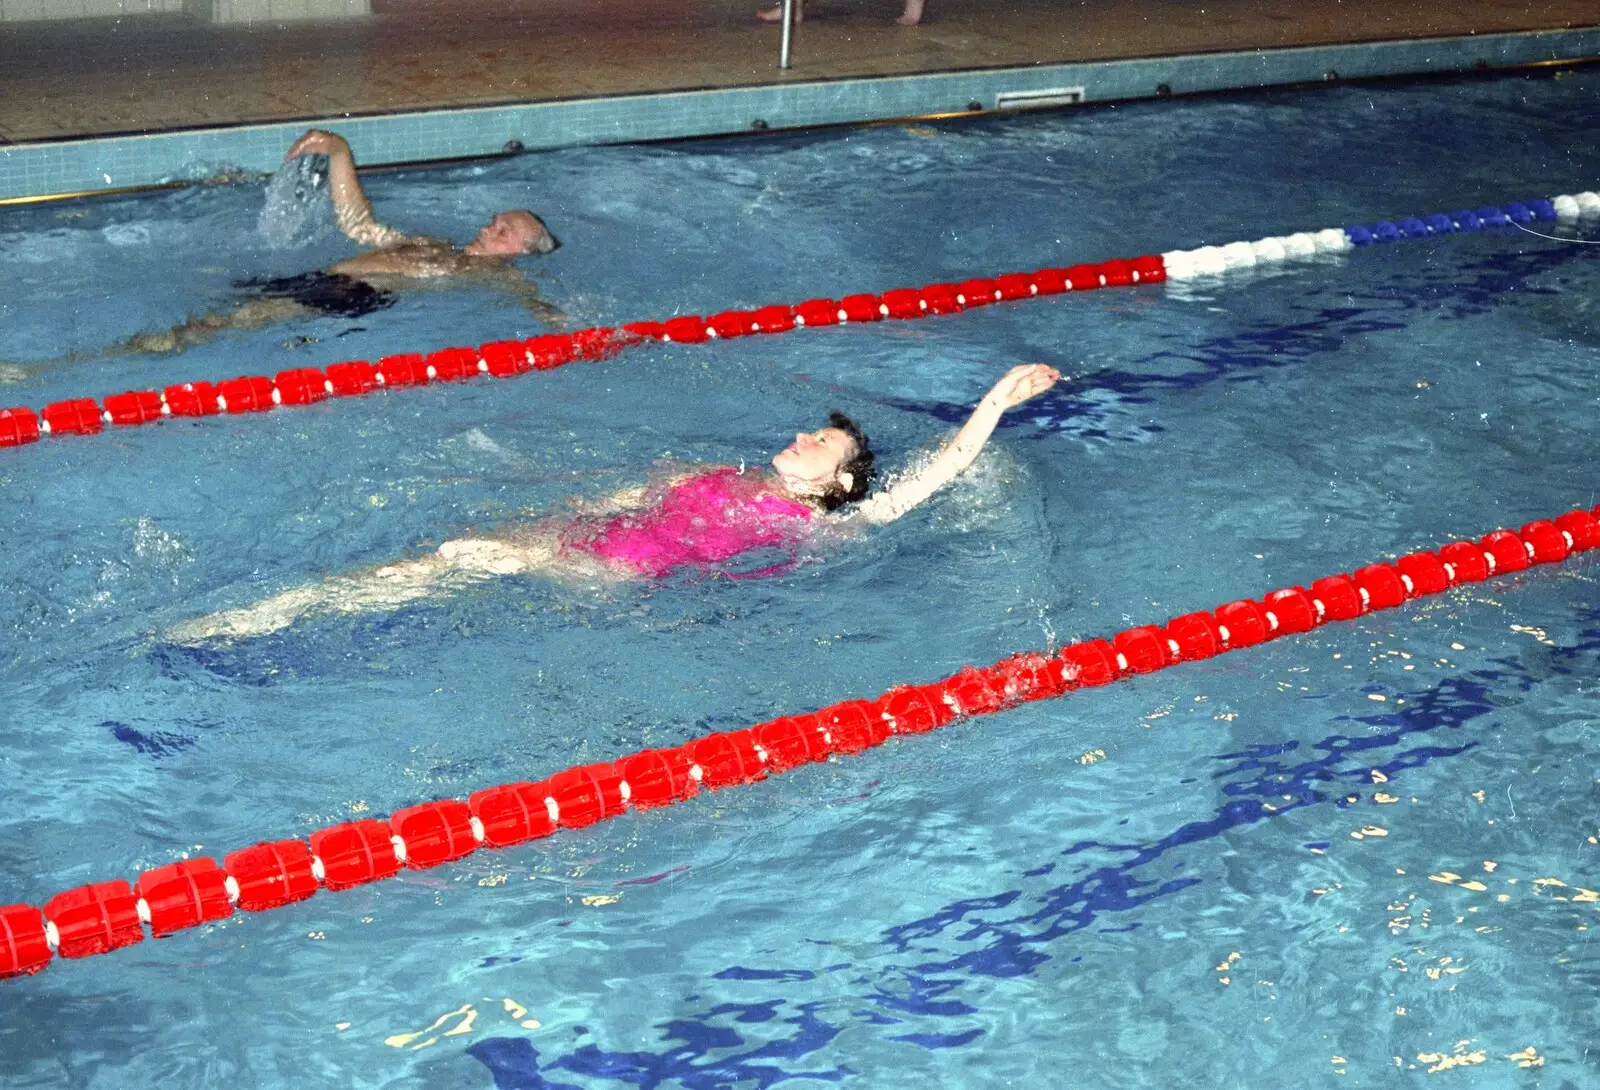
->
[[850, 362, 1061, 525], [285, 129, 349, 161], [985, 363, 1061, 410]]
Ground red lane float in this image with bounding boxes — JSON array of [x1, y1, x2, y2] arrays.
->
[[921, 283, 963, 314], [0, 254, 1169, 452], [0, 906, 50, 977], [0, 408, 40, 447], [839, 294, 882, 323], [43, 881, 141, 959], [7, 507, 1589, 979], [547, 763, 628, 828], [617, 748, 698, 809], [41, 399, 102, 437], [224, 840, 318, 911], [327, 361, 379, 396], [135, 859, 233, 937], [471, 781, 559, 847], [662, 316, 709, 344], [751, 305, 796, 333], [104, 390, 164, 425], [1165, 613, 1219, 660], [391, 800, 477, 869], [164, 381, 220, 417], [793, 298, 840, 328], [879, 289, 925, 319], [218, 376, 275, 413], [709, 310, 759, 338], [375, 353, 428, 389], [310, 820, 401, 890]]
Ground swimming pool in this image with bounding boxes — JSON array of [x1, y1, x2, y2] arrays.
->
[[2, 66, 1598, 1088]]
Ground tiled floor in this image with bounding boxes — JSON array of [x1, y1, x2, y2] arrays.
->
[[1, 0, 1596, 144]]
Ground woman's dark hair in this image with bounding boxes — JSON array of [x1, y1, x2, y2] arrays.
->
[[822, 411, 875, 512]]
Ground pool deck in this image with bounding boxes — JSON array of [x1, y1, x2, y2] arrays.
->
[[1, 0, 1597, 201]]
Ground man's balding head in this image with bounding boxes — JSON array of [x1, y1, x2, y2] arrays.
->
[[465, 210, 557, 257]]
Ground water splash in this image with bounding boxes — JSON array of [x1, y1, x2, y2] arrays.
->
[[257, 153, 332, 249]]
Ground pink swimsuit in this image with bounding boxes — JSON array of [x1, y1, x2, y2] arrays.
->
[[563, 468, 815, 578]]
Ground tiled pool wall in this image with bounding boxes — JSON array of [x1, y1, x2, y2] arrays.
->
[[2, 26, 1597, 203]]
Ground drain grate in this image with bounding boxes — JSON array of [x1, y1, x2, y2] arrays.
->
[[993, 86, 1086, 110]]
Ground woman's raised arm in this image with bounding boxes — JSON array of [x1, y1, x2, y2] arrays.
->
[[851, 363, 1059, 524]]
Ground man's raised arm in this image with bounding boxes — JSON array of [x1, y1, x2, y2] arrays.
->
[[285, 129, 410, 250]]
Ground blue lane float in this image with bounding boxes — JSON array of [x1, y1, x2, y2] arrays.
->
[[1161, 189, 1599, 279]]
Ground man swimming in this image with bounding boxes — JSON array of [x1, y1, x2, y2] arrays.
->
[[168, 363, 1060, 643], [128, 128, 558, 354]]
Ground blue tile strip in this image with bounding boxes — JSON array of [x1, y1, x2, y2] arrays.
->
[[2, 25, 1598, 201]]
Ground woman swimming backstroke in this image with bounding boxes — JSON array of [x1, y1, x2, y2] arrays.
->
[[169, 363, 1059, 643]]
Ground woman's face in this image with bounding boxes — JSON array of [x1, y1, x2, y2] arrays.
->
[[771, 425, 854, 488]]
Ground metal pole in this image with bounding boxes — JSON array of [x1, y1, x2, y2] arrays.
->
[[779, 0, 794, 69]]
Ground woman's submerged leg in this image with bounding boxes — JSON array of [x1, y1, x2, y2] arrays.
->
[[158, 512, 641, 646], [165, 533, 572, 644], [166, 553, 451, 643]]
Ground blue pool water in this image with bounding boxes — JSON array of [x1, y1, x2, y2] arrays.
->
[[2, 67, 1599, 1088]]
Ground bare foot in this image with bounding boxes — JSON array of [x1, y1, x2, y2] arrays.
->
[[758, 2, 801, 22], [896, 0, 923, 24], [436, 538, 534, 575], [128, 331, 180, 355], [168, 586, 321, 644]]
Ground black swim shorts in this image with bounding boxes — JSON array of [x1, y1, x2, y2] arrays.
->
[[239, 271, 395, 319]]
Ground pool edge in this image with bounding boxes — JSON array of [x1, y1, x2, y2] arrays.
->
[[2, 25, 1597, 203]]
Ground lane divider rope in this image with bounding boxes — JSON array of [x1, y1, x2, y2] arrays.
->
[[4, 189, 1594, 453], [3, 503, 1596, 979]]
